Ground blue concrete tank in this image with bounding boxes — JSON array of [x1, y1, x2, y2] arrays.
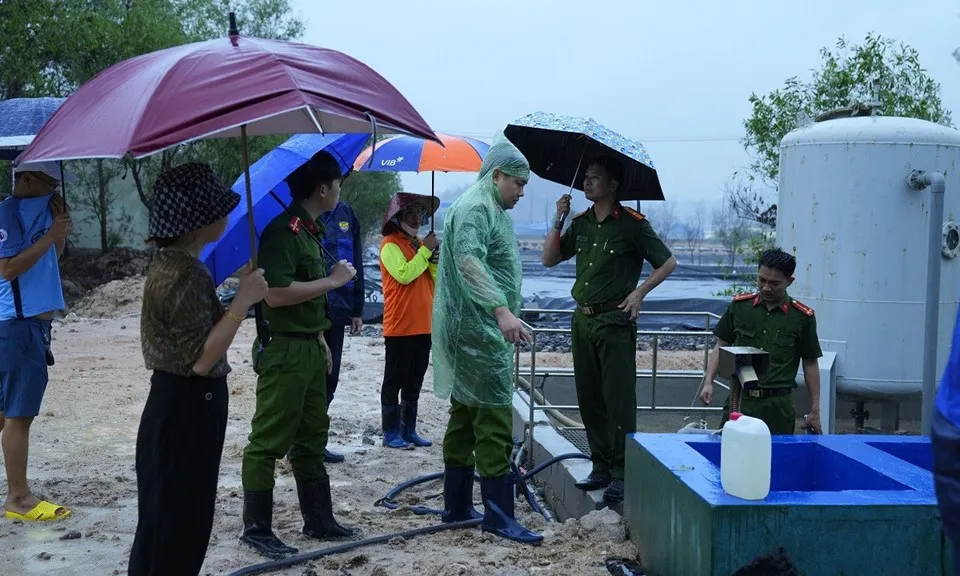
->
[[624, 433, 943, 575]]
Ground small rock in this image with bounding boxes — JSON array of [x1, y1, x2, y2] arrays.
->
[[370, 566, 390, 576], [388, 535, 406, 547], [38, 552, 52, 560], [120, 324, 126, 330], [579, 507, 627, 543], [440, 564, 469, 576], [300, 568, 318, 576], [362, 436, 375, 446], [493, 568, 530, 576], [59, 530, 82, 541], [344, 553, 368, 568]]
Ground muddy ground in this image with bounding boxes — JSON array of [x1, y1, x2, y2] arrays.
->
[[0, 273, 714, 576]]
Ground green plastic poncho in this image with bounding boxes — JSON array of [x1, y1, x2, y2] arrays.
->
[[432, 131, 531, 408]]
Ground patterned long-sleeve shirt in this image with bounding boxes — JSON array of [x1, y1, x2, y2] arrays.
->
[[140, 249, 231, 378]]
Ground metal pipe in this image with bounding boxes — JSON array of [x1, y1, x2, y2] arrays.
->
[[703, 315, 711, 372], [650, 336, 659, 409], [909, 170, 946, 436], [528, 329, 537, 467]]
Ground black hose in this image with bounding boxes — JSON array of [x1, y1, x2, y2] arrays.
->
[[512, 460, 543, 516], [521, 452, 592, 480], [373, 471, 444, 515], [373, 452, 590, 518], [225, 518, 483, 576]]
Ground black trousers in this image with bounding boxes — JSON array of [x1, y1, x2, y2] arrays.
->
[[323, 324, 346, 402], [381, 334, 431, 405], [127, 371, 228, 576]]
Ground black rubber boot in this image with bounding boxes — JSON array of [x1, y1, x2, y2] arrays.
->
[[441, 465, 482, 523], [400, 401, 433, 447], [603, 479, 625, 503], [382, 405, 413, 449], [575, 470, 612, 491], [295, 475, 359, 540], [325, 392, 345, 462], [480, 473, 543, 545], [324, 448, 345, 463], [239, 490, 298, 558]]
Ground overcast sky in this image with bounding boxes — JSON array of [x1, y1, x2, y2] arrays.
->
[[292, 0, 960, 223]]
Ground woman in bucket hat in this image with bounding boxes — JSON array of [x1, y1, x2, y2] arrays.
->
[[377, 192, 440, 450], [128, 162, 268, 576]]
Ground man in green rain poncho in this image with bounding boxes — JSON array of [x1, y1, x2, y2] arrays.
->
[[432, 131, 542, 545]]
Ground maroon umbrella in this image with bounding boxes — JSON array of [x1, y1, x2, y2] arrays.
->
[[18, 21, 436, 163], [16, 13, 438, 346]]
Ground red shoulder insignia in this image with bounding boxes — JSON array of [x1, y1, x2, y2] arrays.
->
[[732, 292, 757, 302], [303, 219, 319, 235], [791, 300, 815, 317], [624, 207, 646, 221], [288, 216, 302, 235]]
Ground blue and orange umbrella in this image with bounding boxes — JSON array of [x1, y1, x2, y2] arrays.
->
[[353, 132, 490, 230]]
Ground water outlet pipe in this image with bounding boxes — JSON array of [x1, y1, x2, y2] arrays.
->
[[909, 170, 945, 436]]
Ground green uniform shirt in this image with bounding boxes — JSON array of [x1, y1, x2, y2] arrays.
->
[[258, 203, 331, 334], [558, 204, 673, 306], [713, 293, 823, 389]]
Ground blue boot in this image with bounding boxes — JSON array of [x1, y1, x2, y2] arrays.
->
[[400, 401, 433, 447], [381, 405, 413, 449], [441, 465, 482, 523], [480, 473, 543, 545]]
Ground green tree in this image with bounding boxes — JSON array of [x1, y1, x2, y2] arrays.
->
[[340, 172, 403, 240], [0, 0, 304, 241], [738, 33, 951, 228]]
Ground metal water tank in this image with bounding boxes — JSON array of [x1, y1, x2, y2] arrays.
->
[[777, 115, 960, 398]]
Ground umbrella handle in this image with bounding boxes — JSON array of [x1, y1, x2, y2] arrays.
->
[[254, 302, 271, 348]]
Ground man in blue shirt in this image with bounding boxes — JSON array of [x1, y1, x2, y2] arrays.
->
[[934, 305, 960, 576], [0, 161, 74, 521], [319, 200, 365, 463]]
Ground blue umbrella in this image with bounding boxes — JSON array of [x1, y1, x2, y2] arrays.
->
[[504, 111, 664, 201], [0, 97, 66, 161], [201, 132, 370, 286]]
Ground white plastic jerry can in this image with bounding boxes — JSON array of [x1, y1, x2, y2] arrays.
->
[[720, 412, 772, 500]]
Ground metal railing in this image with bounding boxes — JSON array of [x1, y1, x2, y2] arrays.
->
[[512, 308, 729, 456]]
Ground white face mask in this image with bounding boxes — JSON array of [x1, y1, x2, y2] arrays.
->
[[400, 221, 420, 237]]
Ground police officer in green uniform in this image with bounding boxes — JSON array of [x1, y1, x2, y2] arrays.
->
[[240, 151, 359, 559], [699, 248, 823, 435], [541, 155, 677, 503]]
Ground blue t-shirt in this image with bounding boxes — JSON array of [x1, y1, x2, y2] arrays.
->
[[0, 195, 65, 320]]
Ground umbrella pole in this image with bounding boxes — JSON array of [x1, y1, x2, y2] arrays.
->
[[563, 150, 585, 200], [241, 125, 257, 266], [431, 171, 435, 233], [241, 125, 271, 348], [59, 160, 70, 258]]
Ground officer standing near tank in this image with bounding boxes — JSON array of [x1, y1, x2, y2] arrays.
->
[[699, 248, 823, 435], [540, 155, 678, 504], [239, 151, 358, 559]]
